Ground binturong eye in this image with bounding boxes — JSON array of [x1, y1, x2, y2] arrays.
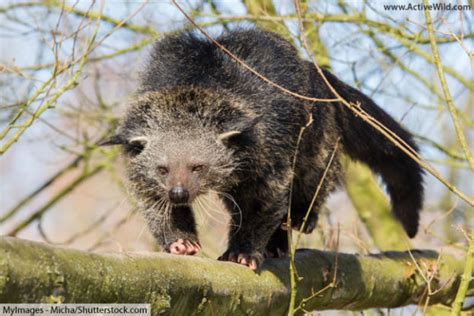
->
[[157, 166, 169, 176], [191, 165, 205, 173]]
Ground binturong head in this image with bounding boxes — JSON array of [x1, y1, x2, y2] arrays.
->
[[118, 129, 236, 206], [100, 88, 259, 208]]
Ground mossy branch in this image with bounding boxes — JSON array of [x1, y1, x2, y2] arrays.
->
[[451, 230, 474, 315], [0, 237, 472, 314], [343, 158, 410, 251]]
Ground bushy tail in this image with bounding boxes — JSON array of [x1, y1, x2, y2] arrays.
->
[[322, 69, 424, 237]]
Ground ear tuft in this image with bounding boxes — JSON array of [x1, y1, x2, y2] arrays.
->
[[218, 130, 241, 142], [129, 136, 149, 147], [98, 135, 125, 146]]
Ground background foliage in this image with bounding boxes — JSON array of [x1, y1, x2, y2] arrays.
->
[[0, 1, 472, 314]]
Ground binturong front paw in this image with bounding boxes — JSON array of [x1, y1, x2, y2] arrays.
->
[[165, 239, 201, 255], [218, 249, 264, 271]]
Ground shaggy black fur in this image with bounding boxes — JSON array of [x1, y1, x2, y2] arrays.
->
[[105, 28, 424, 268]]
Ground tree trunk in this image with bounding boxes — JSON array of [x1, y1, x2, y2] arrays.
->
[[0, 237, 472, 315]]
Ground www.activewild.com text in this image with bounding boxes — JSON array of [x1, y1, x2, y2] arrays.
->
[[384, 2, 471, 11]]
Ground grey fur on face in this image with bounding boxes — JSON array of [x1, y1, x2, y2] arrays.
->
[[123, 90, 241, 207]]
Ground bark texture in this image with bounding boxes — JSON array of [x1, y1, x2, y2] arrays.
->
[[0, 237, 472, 315]]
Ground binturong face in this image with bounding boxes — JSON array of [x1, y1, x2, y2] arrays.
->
[[100, 88, 259, 210], [122, 129, 236, 207]]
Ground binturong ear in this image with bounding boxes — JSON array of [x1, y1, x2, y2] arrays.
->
[[218, 130, 241, 142], [129, 136, 148, 148], [218, 116, 261, 144], [98, 134, 126, 146], [126, 136, 149, 155], [98, 135, 148, 156]]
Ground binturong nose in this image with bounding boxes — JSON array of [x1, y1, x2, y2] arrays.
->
[[168, 186, 190, 204]]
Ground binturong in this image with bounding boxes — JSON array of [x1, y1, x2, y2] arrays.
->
[[101, 28, 424, 270]]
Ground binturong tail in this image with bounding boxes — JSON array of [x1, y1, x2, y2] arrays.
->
[[323, 69, 424, 238]]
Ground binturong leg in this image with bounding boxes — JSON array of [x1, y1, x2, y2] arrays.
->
[[219, 189, 289, 270], [144, 205, 201, 255], [264, 225, 289, 258]]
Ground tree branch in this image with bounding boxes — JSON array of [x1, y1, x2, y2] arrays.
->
[[0, 237, 472, 314], [451, 230, 474, 315], [343, 158, 410, 251], [422, 0, 474, 171]]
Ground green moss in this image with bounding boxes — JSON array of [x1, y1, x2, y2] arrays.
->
[[344, 158, 410, 251], [0, 237, 471, 313]]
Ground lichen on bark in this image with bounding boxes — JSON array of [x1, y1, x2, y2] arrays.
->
[[0, 237, 472, 315]]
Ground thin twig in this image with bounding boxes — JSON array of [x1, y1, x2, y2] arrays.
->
[[171, 0, 473, 207], [422, 0, 474, 171], [294, 224, 340, 313], [171, 1, 338, 104], [0, 156, 83, 224], [286, 113, 314, 316], [451, 229, 474, 315], [6, 164, 104, 237], [0, 21, 98, 154], [292, 0, 473, 207]]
